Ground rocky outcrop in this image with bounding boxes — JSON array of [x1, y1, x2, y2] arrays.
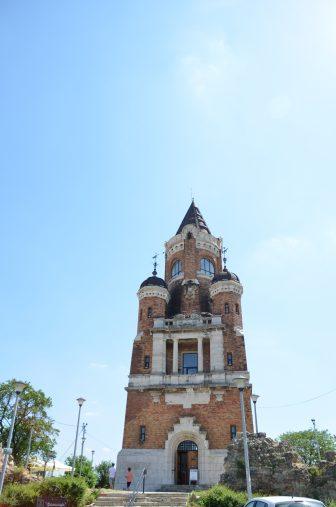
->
[[220, 433, 336, 501]]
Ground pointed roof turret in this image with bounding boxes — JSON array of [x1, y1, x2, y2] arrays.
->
[[176, 201, 211, 235]]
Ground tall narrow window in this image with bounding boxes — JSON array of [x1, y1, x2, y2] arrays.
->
[[224, 303, 230, 314], [183, 353, 198, 374], [235, 304, 240, 315], [140, 425, 146, 443], [144, 355, 150, 369], [147, 307, 153, 318], [171, 260, 182, 277], [200, 258, 215, 276], [227, 353, 233, 366], [230, 425, 237, 440]]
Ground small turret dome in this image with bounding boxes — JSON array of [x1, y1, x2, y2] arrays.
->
[[140, 275, 167, 289], [211, 268, 240, 284]]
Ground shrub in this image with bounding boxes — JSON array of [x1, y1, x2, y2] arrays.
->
[[0, 482, 40, 506], [38, 476, 88, 506], [189, 485, 247, 507]]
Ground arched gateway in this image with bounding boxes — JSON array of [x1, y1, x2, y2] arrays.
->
[[115, 202, 253, 491], [176, 441, 198, 485]]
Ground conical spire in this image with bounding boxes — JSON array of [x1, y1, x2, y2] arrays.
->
[[176, 201, 211, 235]]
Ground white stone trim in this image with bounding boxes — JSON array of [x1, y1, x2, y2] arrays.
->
[[137, 285, 170, 302], [196, 240, 221, 257], [127, 371, 250, 389], [166, 241, 184, 259], [168, 272, 184, 285], [165, 388, 210, 408], [209, 280, 243, 297]]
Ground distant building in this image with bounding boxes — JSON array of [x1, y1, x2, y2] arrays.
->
[[115, 202, 253, 491]]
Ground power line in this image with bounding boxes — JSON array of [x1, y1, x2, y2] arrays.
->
[[87, 432, 112, 450], [53, 419, 76, 428], [261, 386, 336, 409]]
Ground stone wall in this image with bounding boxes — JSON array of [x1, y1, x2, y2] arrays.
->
[[220, 433, 336, 501]]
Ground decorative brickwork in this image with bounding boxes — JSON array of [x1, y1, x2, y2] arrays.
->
[[116, 203, 253, 490]]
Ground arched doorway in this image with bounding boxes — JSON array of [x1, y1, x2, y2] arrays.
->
[[176, 440, 198, 485]]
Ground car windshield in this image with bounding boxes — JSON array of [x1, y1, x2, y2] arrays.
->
[[276, 502, 325, 507]]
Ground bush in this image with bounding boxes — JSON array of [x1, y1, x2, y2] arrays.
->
[[0, 482, 40, 506], [0, 476, 94, 507], [38, 476, 88, 506], [188, 486, 247, 507], [95, 460, 113, 488]]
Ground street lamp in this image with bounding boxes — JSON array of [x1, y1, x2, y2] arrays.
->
[[0, 380, 27, 494], [91, 450, 95, 466], [311, 418, 321, 461], [251, 394, 260, 434], [233, 376, 252, 500], [71, 397, 86, 477]]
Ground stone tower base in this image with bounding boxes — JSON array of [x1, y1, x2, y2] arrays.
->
[[115, 447, 227, 491]]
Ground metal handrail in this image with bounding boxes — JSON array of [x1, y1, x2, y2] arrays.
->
[[125, 468, 147, 507]]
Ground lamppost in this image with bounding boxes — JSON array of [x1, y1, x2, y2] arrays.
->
[[91, 450, 95, 466], [71, 397, 86, 477], [0, 380, 27, 494], [233, 376, 252, 500], [311, 418, 321, 461], [251, 394, 260, 434]]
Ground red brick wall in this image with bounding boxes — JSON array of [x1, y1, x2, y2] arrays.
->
[[122, 387, 253, 449], [130, 331, 153, 374], [137, 296, 166, 333], [212, 290, 243, 328]]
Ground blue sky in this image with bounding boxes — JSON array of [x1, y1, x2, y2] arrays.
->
[[1, 0, 336, 465]]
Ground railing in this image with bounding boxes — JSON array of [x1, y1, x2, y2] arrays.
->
[[125, 468, 147, 507]]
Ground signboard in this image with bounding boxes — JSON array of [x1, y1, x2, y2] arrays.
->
[[36, 498, 67, 507], [189, 469, 198, 484]]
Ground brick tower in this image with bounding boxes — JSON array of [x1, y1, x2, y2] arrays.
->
[[115, 202, 253, 491]]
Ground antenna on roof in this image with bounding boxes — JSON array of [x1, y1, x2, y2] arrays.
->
[[152, 253, 158, 276], [223, 247, 228, 269], [190, 188, 194, 203]]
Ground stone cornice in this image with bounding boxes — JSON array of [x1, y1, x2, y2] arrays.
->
[[210, 279, 243, 297], [137, 285, 170, 302]]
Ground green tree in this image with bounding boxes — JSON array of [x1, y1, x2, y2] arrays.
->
[[279, 429, 336, 465], [0, 379, 59, 465], [95, 460, 113, 488], [65, 456, 98, 488]]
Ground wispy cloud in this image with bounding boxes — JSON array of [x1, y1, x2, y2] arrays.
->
[[251, 235, 310, 266], [84, 411, 100, 417], [178, 34, 237, 104], [89, 362, 108, 369]]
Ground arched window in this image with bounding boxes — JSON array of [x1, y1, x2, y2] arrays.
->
[[171, 260, 182, 278], [235, 304, 240, 315], [177, 440, 198, 451], [224, 303, 230, 314], [147, 307, 153, 318], [200, 258, 215, 276]]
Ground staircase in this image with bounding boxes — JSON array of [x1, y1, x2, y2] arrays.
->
[[94, 491, 189, 507]]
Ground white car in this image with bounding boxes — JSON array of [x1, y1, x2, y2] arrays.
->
[[244, 497, 325, 507]]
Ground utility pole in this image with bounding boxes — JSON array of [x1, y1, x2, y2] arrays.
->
[[311, 418, 321, 461], [79, 423, 87, 477]]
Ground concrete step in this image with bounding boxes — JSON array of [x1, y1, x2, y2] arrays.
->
[[94, 491, 189, 507]]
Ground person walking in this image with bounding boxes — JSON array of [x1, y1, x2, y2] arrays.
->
[[108, 463, 116, 489], [125, 467, 134, 490]]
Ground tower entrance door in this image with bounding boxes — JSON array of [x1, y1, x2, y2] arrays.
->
[[176, 440, 198, 485]]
